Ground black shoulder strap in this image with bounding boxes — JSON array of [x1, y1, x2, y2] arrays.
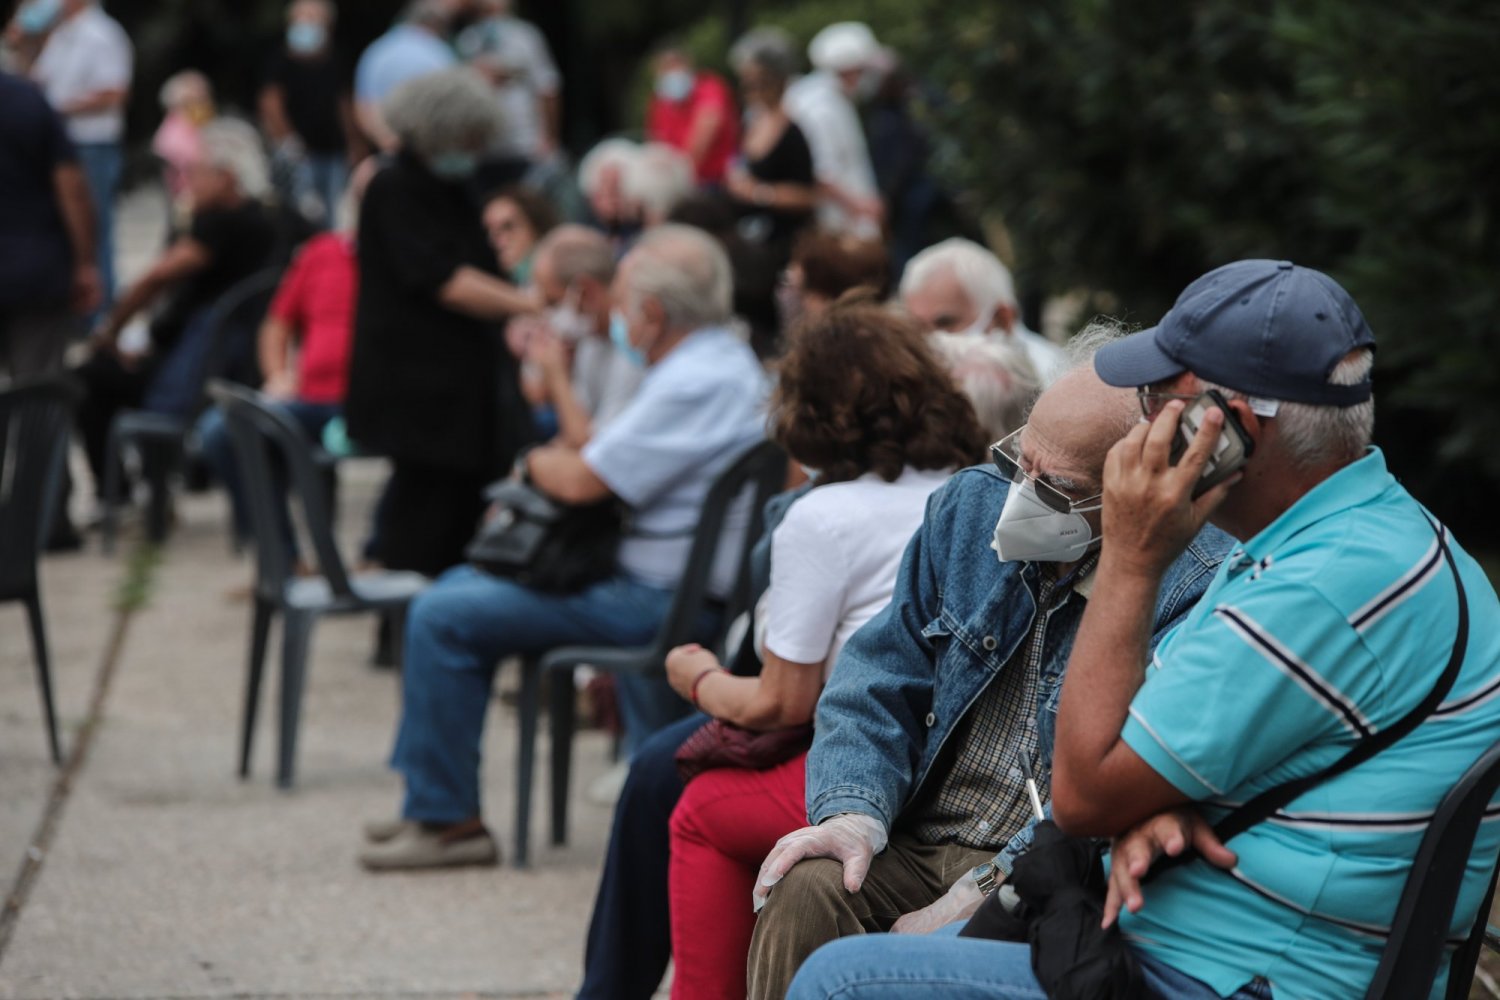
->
[[1209, 515, 1469, 845]]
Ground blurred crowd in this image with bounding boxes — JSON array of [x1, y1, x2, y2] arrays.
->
[[3, 3, 1499, 1000]]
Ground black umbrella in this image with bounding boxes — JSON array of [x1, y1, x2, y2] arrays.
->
[[959, 820, 1145, 1000]]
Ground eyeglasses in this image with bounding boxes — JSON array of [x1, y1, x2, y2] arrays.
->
[[989, 428, 1102, 514], [1136, 387, 1199, 420]]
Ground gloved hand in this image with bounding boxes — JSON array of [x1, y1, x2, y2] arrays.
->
[[753, 813, 888, 912], [890, 868, 988, 934]]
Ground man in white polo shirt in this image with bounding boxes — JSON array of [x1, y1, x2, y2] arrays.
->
[[31, 0, 132, 310]]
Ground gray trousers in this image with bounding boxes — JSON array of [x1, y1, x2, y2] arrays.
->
[[747, 833, 993, 1000]]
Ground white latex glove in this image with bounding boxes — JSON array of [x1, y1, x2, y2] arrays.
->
[[890, 869, 988, 934], [753, 813, 888, 913]]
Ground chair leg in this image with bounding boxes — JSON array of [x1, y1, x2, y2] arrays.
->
[[101, 425, 124, 555], [548, 667, 575, 847], [275, 609, 316, 789], [239, 596, 275, 778], [143, 441, 176, 544], [24, 593, 63, 765], [514, 656, 540, 868]]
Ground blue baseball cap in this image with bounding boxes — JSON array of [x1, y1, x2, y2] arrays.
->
[[1094, 260, 1375, 406]]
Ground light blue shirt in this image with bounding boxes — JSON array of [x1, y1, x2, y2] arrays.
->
[[354, 24, 456, 104], [1120, 448, 1500, 999], [583, 326, 768, 596]]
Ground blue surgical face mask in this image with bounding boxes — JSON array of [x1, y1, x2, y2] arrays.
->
[[610, 309, 646, 367], [286, 21, 328, 55], [655, 69, 695, 103], [17, 0, 61, 34], [429, 151, 480, 182]]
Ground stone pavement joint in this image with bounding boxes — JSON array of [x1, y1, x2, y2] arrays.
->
[[0, 558, 138, 960]]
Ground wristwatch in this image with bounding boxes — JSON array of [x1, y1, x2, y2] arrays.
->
[[970, 861, 1001, 897]]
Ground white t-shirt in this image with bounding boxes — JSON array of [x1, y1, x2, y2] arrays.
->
[[783, 72, 879, 238], [760, 467, 950, 678], [582, 327, 769, 596], [32, 5, 133, 144], [572, 333, 643, 429]]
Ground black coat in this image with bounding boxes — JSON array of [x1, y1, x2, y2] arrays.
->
[[345, 153, 531, 476]]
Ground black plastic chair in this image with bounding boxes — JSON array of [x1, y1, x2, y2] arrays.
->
[[510, 439, 786, 867], [102, 268, 281, 553], [1364, 737, 1500, 998], [0, 376, 83, 764], [208, 381, 428, 788]]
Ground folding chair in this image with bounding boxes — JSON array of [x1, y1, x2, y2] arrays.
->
[[102, 268, 280, 552], [1365, 738, 1500, 999], [510, 439, 786, 866], [0, 376, 83, 763], [208, 381, 428, 788]]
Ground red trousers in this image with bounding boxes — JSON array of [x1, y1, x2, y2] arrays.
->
[[667, 751, 809, 1000]]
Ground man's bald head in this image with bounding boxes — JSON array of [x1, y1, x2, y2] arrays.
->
[[1016, 323, 1139, 497]]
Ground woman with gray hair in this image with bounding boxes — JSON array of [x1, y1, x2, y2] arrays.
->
[[345, 68, 541, 576], [74, 117, 277, 510]]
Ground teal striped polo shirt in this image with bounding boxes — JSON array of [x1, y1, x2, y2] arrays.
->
[[1118, 448, 1500, 999]]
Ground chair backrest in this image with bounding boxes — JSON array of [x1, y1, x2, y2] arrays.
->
[[207, 380, 353, 603], [0, 376, 82, 600], [1366, 737, 1500, 999], [194, 268, 282, 407], [643, 440, 787, 663]]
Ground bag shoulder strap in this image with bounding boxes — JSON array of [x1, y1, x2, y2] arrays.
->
[[1210, 515, 1469, 845]]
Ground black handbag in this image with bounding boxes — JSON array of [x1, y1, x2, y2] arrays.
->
[[961, 516, 1469, 1000], [466, 474, 627, 594]]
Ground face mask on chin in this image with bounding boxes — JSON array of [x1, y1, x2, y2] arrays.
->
[[990, 480, 1096, 564]]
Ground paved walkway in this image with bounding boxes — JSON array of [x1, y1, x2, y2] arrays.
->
[[0, 188, 620, 999]]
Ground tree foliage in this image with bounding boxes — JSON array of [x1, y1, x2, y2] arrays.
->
[[905, 0, 1500, 538]]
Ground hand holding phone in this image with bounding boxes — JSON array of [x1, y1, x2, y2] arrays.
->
[[1168, 390, 1254, 498]]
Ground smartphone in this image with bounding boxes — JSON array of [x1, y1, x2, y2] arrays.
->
[[1168, 390, 1254, 498]]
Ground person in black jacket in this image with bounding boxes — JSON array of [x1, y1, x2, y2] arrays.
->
[[345, 68, 539, 577]]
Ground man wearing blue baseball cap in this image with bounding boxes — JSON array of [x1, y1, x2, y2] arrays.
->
[[785, 260, 1500, 1000]]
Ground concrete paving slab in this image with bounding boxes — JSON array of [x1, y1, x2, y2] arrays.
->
[[0, 449, 621, 1000]]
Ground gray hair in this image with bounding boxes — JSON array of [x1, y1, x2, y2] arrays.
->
[[622, 143, 696, 224], [1029, 318, 1139, 439], [928, 331, 1041, 441], [537, 224, 615, 287], [624, 224, 734, 332], [729, 27, 800, 83], [198, 118, 270, 200], [158, 69, 211, 111], [1203, 349, 1375, 471], [577, 138, 639, 197], [900, 238, 1019, 325], [383, 68, 504, 161]]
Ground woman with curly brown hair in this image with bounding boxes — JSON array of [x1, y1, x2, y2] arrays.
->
[[657, 299, 988, 1000]]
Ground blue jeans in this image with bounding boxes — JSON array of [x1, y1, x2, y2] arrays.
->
[[578, 711, 706, 1000], [787, 931, 1274, 1000], [196, 399, 341, 544], [76, 142, 122, 307], [391, 566, 681, 824]]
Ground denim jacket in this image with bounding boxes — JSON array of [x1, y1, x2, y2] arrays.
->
[[806, 465, 1233, 872]]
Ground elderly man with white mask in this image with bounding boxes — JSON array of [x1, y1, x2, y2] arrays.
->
[[901, 237, 1067, 384]]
